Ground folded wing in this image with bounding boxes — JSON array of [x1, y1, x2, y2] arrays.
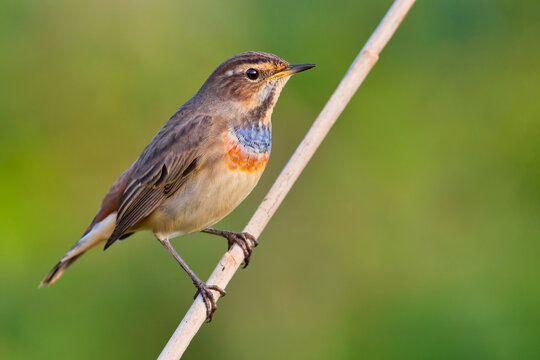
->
[[105, 114, 213, 248]]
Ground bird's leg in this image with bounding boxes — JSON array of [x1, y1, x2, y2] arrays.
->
[[202, 228, 258, 268], [157, 237, 226, 322]]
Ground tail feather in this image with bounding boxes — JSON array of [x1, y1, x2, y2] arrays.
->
[[39, 213, 117, 287], [39, 254, 84, 287]]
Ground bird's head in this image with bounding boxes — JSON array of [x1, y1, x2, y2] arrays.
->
[[197, 52, 315, 119]]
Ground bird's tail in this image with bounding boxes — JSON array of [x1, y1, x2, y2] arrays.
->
[[39, 213, 117, 287]]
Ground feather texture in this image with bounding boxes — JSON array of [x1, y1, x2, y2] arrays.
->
[[105, 114, 212, 247]]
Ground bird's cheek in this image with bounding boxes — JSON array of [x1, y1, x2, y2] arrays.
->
[[257, 82, 275, 103]]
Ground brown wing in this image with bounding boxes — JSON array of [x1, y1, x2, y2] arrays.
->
[[105, 113, 213, 249], [83, 165, 134, 237]]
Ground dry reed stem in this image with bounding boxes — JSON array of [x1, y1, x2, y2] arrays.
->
[[158, 0, 416, 358]]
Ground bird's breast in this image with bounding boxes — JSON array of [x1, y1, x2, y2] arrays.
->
[[222, 123, 271, 172], [145, 124, 272, 238]]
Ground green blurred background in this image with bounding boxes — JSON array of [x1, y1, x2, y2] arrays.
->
[[1, 0, 539, 358]]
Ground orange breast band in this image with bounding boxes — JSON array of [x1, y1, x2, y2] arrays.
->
[[222, 131, 270, 172]]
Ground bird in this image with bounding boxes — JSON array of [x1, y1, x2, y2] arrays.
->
[[40, 51, 315, 320]]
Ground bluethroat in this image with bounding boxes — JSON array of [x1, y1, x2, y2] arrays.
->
[[41, 51, 315, 320]]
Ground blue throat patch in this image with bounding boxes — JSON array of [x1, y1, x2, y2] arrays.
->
[[232, 123, 272, 154]]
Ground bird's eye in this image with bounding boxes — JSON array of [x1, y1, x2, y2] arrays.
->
[[246, 68, 259, 81]]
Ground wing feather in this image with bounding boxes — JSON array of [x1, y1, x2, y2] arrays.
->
[[105, 114, 213, 248]]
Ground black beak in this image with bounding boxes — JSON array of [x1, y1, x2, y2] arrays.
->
[[269, 63, 316, 80], [287, 63, 316, 74]]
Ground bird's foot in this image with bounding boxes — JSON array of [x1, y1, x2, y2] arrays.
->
[[202, 228, 259, 268], [224, 231, 258, 268], [194, 282, 226, 322]]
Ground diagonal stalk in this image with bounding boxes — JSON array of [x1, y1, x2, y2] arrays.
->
[[158, 0, 416, 358]]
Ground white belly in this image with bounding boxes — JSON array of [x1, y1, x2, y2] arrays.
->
[[146, 163, 264, 239]]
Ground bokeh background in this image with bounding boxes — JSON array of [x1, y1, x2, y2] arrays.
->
[[1, 0, 539, 358]]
